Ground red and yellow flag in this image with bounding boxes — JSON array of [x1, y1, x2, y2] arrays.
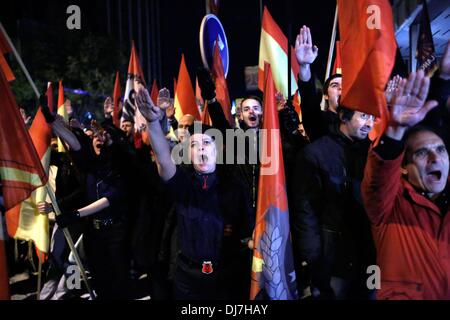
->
[[0, 69, 48, 299], [174, 54, 201, 120], [250, 63, 297, 300], [6, 84, 53, 260], [332, 40, 342, 75], [56, 80, 68, 152], [258, 7, 299, 98]]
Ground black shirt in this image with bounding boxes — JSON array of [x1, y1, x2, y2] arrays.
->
[[164, 166, 253, 264]]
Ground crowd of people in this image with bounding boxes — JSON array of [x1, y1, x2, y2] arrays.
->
[[2, 26, 450, 301]]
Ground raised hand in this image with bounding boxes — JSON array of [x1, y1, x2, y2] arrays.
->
[[385, 75, 402, 105], [295, 26, 318, 66], [135, 87, 163, 123], [104, 97, 113, 118], [386, 70, 438, 139]]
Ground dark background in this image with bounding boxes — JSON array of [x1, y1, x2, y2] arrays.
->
[[0, 0, 336, 109]]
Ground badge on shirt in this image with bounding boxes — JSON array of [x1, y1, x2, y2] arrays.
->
[[202, 261, 214, 274]]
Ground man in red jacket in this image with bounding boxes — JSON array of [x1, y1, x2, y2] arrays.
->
[[361, 68, 449, 299]]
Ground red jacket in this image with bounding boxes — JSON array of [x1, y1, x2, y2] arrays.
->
[[362, 149, 450, 300]]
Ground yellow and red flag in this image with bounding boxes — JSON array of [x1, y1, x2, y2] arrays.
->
[[6, 84, 54, 261], [174, 54, 201, 121], [258, 7, 299, 98], [56, 80, 68, 152], [250, 63, 297, 300], [0, 69, 48, 298]]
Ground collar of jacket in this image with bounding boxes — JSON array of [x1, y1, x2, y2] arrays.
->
[[402, 178, 450, 216]]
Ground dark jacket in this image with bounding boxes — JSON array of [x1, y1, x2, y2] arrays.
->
[[298, 74, 339, 142], [291, 126, 375, 295], [207, 100, 260, 212]]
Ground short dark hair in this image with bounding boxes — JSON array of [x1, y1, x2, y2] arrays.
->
[[336, 105, 355, 122], [323, 74, 342, 96], [240, 95, 263, 109], [403, 124, 445, 165]]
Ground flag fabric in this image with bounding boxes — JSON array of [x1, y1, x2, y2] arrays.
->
[[0, 69, 47, 212], [212, 41, 234, 126], [250, 62, 297, 300], [56, 80, 68, 152], [174, 54, 201, 120], [124, 41, 147, 131], [0, 26, 15, 82], [258, 7, 299, 98], [5, 85, 53, 258], [150, 79, 159, 105], [113, 71, 121, 128], [0, 213, 10, 300], [416, 0, 438, 76], [332, 40, 342, 74], [338, 0, 396, 143], [195, 77, 204, 109]]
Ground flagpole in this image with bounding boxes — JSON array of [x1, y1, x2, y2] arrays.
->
[[45, 185, 95, 299], [0, 22, 40, 98], [0, 22, 95, 299], [325, 3, 338, 82]]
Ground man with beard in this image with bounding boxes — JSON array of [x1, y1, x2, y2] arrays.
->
[[291, 103, 376, 299], [135, 87, 253, 300]]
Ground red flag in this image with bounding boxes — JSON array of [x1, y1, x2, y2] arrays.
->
[[0, 27, 14, 82], [113, 71, 121, 127], [6, 84, 53, 260], [338, 0, 396, 135], [173, 78, 177, 96], [150, 79, 159, 105], [258, 7, 299, 97], [174, 54, 201, 120], [212, 41, 234, 126], [332, 40, 342, 74], [195, 77, 204, 108], [0, 70, 47, 211], [250, 63, 297, 300]]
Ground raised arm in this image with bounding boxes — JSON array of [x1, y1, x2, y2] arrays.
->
[[295, 25, 318, 82], [362, 70, 439, 225], [135, 86, 176, 181]]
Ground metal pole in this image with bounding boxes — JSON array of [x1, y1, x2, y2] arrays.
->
[[325, 3, 338, 82], [0, 22, 39, 98], [45, 185, 95, 299], [0, 22, 95, 299]]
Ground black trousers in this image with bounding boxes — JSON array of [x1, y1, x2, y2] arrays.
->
[[83, 221, 130, 299]]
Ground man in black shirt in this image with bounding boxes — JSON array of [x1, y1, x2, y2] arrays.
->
[[135, 86, 253, 300]]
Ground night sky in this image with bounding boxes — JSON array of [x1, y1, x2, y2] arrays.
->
[[1, 0, 336, 99]]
